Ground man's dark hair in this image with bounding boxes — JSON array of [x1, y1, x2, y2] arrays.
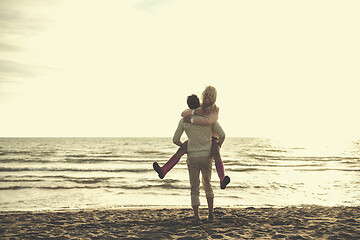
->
[[187, 94, 200, 109]]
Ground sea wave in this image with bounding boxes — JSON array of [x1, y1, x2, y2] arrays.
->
[[0, 176, 116, 183], [0, 183, 189, 191], [0, 167, 153, 173], [65, 154, 128, 158], [246, 154, 352, 162], [0, 150, 33, 155], [0, 157, 159, 164], [135, 150, 166, 154], [0, 186, 31, 190], [0, 179, 43, 182], [0, 158, 54, 163], [230, 168, 262, 172], [295, 168, 360, 172]]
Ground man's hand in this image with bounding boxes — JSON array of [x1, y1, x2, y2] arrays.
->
[[183, 116, 192, 123]]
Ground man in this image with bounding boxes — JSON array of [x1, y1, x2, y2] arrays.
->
[[172, 94, 226, 224]]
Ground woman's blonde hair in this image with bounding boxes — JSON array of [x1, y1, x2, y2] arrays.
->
[[201, 85, 219, 113]]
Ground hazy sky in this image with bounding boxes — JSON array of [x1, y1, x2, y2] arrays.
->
[[1, 0, 359, 140]]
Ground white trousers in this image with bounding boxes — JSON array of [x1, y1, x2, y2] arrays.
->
[[187, 156, 214, 206]]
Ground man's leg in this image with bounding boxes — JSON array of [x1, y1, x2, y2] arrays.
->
[[153, 141, 188, 179], [187, 157, 201, 223], [200, 157, 214, 221], [206, 197, 214, 220], [192, 205, 200, 224]]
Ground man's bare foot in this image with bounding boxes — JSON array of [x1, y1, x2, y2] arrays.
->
[[208, 214, 214, 221], [194, 217, 201, 224]]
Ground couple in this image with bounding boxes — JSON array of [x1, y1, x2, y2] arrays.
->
[[153, 86, 230, 223]]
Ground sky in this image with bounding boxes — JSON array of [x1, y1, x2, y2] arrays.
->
[[0, 0, 359, 141]]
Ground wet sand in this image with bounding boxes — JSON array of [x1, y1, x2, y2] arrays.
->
[[1, 206, 359, 239]]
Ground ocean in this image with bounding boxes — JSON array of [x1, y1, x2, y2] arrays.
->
[[0, 137, 359, 211]]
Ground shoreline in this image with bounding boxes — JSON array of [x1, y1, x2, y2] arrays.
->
[[1, 206, 359, 239], [1, 203, 358, 213]]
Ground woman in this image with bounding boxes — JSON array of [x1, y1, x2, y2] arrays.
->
[[153, 86, 230, 189]]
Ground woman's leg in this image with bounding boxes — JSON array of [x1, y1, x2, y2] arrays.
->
[[211, 138, 230, 189], [153, 141, 188, 179], [211, 138, 225, 181]]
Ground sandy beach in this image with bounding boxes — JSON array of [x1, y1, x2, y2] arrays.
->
[[0, 206, 359, 239]]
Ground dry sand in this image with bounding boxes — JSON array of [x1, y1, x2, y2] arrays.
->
[[0, 206, 359, 239]]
